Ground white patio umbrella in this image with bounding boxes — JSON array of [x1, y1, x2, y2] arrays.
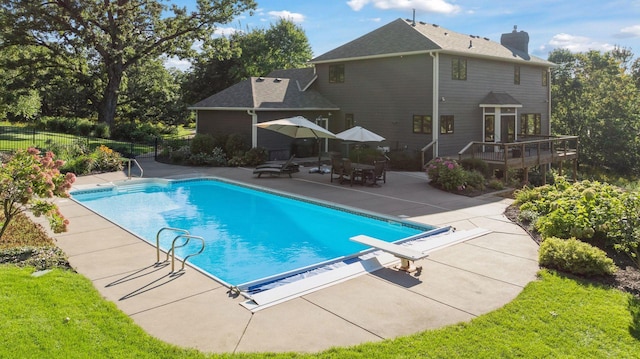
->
[[336, 126, 385, 162], [336, 126, 385, 142], [255, 116, 337, 172]]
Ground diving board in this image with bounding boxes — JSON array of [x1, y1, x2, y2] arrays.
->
[[240, 227, 491, 312], [350, 235, 427, 272]]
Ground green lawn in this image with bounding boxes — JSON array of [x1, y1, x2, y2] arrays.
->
[[1, 267, 637, 358], [0, 124, 165, 156]]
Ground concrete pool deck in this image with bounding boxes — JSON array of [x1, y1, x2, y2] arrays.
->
[[50, 158, 540, 354]]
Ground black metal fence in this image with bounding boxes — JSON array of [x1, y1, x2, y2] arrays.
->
[[0, 125, 157, 159]]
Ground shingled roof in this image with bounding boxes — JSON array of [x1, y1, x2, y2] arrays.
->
[[189, 68, 338, 110], [311, 18, 553, 66]]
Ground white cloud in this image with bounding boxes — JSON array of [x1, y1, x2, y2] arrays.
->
[[615, 24, 640, 38], [347, 0, 460, 14], [164, 56, 192, 71], [214, 27, 242, 36], [546, 33, 614, 53], [347, 0, 369, 11], [268, 10, 305, 23]]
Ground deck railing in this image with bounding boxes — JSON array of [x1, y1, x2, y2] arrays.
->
[[458, 135, 579, 169]]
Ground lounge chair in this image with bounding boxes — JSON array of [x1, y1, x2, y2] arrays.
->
[[253, 155, 299, 178]]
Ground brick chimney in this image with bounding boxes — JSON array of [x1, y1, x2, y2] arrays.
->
[[500, 25, 529, 54]]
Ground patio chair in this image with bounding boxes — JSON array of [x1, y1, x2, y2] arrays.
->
[[253, 155, 299, 178], [340, 159, 355, 186], [330, 155, 344, 183], [369, 160, 387, 185]]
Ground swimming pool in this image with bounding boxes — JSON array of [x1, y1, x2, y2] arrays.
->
[[71, 178, 437, 287]]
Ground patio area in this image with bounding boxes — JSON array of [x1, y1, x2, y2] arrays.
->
[[50, 158, 540, 354]]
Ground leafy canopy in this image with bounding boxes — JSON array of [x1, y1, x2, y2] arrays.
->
[[0, 0, 257, 126]]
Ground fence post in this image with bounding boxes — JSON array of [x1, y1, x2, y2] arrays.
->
[[154, 137, 158, 160]]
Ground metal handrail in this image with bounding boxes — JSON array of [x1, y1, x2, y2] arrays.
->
[[420, 139, 437, 168], [155, 227, 190, 262], [169, 234, 205, 272], [122, 158, 143, 179]]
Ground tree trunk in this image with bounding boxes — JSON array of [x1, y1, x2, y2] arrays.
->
[[97, 62, 124, 128]]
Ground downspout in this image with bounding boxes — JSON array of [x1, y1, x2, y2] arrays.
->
[[248, 109, 257, 148], [547, 68, 552, 135], [430, 52, 439, 158]]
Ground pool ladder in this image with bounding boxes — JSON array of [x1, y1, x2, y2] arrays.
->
[[122, 158, 143, 179], [156, 227, 205, 272]]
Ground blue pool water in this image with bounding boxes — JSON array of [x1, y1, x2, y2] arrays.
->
[[71, 178, 435, 286]]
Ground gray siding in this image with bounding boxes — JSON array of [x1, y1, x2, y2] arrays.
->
[[197, 109, 334, 157], [312, 54, 434, 152], [437, 54, 550, 156], [197, 110, 252, 142]]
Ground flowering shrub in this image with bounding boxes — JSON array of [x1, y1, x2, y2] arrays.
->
[[515, 176, 640, 268], [91, 145, 123, 172], [0, 148, 76, 240], [425, 157, 467, 191]]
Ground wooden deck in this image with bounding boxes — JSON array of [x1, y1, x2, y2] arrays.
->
[[458, 135, 579, 183]]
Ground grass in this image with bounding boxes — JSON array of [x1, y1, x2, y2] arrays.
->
[[0, 123, 155, 156], [0, 266, 638, 358]]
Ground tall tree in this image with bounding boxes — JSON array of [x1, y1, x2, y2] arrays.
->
[[183, 18, 313, 104], [119, 58, 189, 125], [549, 48, 640, 176], [0, 0, 256, 127]]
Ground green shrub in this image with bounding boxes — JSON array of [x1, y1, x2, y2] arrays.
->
[[349, 146, 387, 165], [169, 145, 191, 164], [76, 118, 94, 136], [190, 134, 216, 155], [459, 158, 490, 178], [487, 178, 505, 190], [539, 237, 617, 276], [227, 155, 246, 167], [111, 120, 160, 143], [62, 156, 94, 175], [187, 147, 227, 167], [224, 133, 249, 157], [208, 147, 227, 166], [465, 170, 486, 191], [93, 122, 110, 138], [243, 147, 268, 166], [387, 150, 420, 170]]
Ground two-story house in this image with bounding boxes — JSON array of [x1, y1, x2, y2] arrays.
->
[[190, 18, 577, 177]]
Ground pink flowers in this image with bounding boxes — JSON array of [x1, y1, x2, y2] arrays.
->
[[425, 157, 466, 192], [0, 147, 76, 239]]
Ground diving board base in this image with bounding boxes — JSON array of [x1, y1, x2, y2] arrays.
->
[[350, 234, 428, 273]]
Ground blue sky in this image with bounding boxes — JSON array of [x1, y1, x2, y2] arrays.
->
[[168, 0, 640, 70]]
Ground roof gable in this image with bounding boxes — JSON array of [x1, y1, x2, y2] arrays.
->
[[311, 18, 553, 66], [189, 70, 337, 110]]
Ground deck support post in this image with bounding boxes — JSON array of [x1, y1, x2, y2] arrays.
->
[[541, 164, 547, 185]]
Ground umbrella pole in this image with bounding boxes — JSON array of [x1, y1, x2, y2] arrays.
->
[[317, 134, 323, 173]]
